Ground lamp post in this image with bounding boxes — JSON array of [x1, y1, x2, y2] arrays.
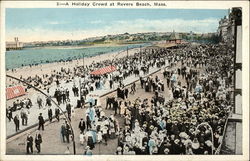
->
[[195, 122, 215, 154], [79, 53, 85, 102], [127, 46, 129, 58], [6, 74, 76, 155]]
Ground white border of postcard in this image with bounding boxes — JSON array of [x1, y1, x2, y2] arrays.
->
[[0, 1, 249, 161]]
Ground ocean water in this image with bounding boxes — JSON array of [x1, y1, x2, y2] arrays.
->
[[6, 43, 150, 70]]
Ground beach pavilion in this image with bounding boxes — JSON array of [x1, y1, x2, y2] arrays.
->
[[166, 30, 182, 44]]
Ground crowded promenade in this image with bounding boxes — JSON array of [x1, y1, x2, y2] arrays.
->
[[6, 42, 234, 155]]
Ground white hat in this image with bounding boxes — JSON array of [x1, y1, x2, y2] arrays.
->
[[192, 142, 200, 149], [205, 140, 213, 147], [117, 146, 122, 151], [174, 139, 180, 144]]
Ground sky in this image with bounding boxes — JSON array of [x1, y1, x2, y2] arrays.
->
[[6, 8, 228, 42]]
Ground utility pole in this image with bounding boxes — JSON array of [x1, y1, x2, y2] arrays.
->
[[127, 46, 128, 58], [79, 53, 85, 101], [82, 53, 85, 69]]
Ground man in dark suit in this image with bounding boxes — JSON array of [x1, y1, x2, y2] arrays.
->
[[55, 107, 60, 122], [35, 130, 42, 153], [124, 88, 129, 99], [48, 107, 53, 122], [45, 96, 52, 107], [14, 114, 20, 132], [78, 118, 86, 133], [26, 133, 33, 154], [109, 79, 113, 89], [6, 108, 13, 122], [61, 122, 66, 143], [38, 113, 45, 130], [113, 98, 119, 116], [66, 103, 71, 121], [80, 96, 85, 108], [86, 115, 91, 130], [65, 121, 71, 143]]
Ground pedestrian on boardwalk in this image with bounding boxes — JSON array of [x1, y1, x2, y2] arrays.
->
[[38, 113, 45, 130], [45, 96, 52, 107], [124, 88, 129, 99], [66, 103, 72, 121], [113, 98, 119, 116], [6, 107, 13, 122], [65, 121, 71, 143], [55, 107, 60, 122], [14, 114, 20, 132], [84, 146, 92, 155], [109, 79, 113, 89], [130, 82, 136, 94], [35, 130, 42, 153], [26, 133, 33, 154], [79, 132, 85, 145], [60, 122, 66, 143], [37, 96, 43, 109], [78, 118, 86, 133], [20, 108, 28, 126], [48, 107, 53, 122], [86, 115, 91, 130]]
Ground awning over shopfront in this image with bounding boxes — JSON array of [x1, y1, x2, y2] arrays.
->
[[6, 86, 26, 100], [90, 65, 116, 75]]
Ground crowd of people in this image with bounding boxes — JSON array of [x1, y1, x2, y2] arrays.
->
[[78, 105, 120, 150], [7, 42, 234, 155], [112, 43, 233, 155]]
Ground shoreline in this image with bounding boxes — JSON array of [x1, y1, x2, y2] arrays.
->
[[8, 42, 149, 50], [6, 42, 176, 81], [6, 46, 142, 79], [6, 42, 151, 70]]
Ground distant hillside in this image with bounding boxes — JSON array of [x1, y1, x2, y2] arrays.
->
[[23, 31, 219, 47]]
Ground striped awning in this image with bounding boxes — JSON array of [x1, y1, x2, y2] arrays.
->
[[6, 86, 26, 100], [90, 65, 116, 75]]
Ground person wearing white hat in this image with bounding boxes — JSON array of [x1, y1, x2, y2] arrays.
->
[[84, 146, 92, 155], [123, 146, 130, 155], [116, 146, 123, 155]]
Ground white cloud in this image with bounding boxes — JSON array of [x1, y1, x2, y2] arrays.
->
[[6, 18, 220, 42]]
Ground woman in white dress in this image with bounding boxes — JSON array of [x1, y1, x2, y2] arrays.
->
[[97, 131, 103, 143], [119, 101, 126, 116], [79, 132, 85, 145]]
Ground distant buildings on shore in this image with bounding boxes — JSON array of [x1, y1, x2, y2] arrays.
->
[[6, 31, 220, 49], [6, 37, 23, 51]]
